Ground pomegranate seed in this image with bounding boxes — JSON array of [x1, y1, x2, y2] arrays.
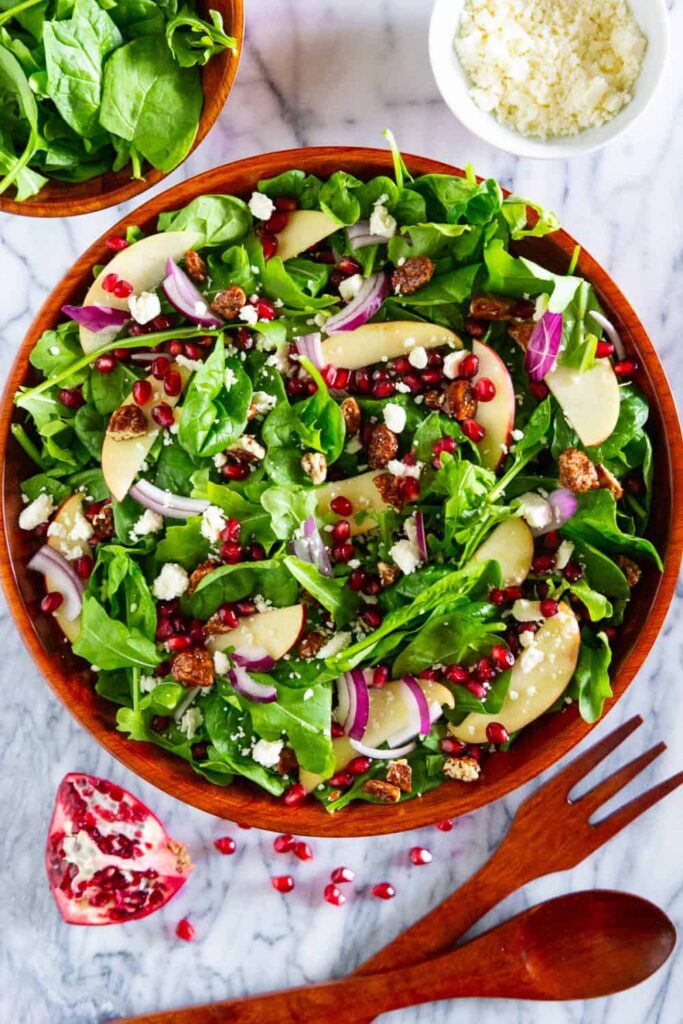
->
[[222, 461, 250, 481], [465, 680, 487, 700], [164, 370, 182, 397], [419, 668, 441, 681], [152, 356, 170, 379], [151, 715, 169, 732], [459, 353, 479, 378], [321, 365, 338, 387], [132, 379, 152, 405], [421, 369, 441, 386], [333, 368, 350, 390], [113, 347, 133, 361], [347, 756, 372, 776], [595, 340, 614, 358], [433, 436, 457, 455], [543, 530, 561, 551], [530, 381, 550, 401], [332, 541, 354, 562], [604, 626, 618, 642], [491, 644, 514, 670], [512, 299, 535, 319], [151, 403, 175, 428], [371, 882, 396, 900], [283, 783, 307, 807], [255, 298, 276, 320], [398, 477, 420, 504], [330, 495, 353, 517], [445, 664, 469, 685], [220, 541, 243, 564], [331, 722, 345, 738], [275, 195, 297, 212], [362, 577, 381, 597], [167, 636, 193, 652], [372, 381, 396, 399], [338, 256, 361, 276], [219, 518, 241, 543], [441, 737, 466, 755], [105, 234, 128, 251], [41, 591, 63, 614], [372, 665, 390, 687], [271, 875, 295, 894], [175, 918, 196, 942], [563, 560, 583, 582], [362, 608, 382, 629], [403, 450, 417, 466], [331, 866, 355, 884], [235, 327, 253, 351], [329, 771, 354, 788], [476, 657, 494, 681], [536, 581, 549, 599], [93, 354, 117, 374], [235, 599, 256, 617], [532, 553, 556, 574], [59, 386, 84, 409], [348, 568, 366, 591], [214, 836, 237, 855], [324, 883, 347, 906], [165, 340, 183, 356], [156, 620, 174, 641], [461, 418, 486, 443], [332, 520, 351, 542], [613, 359, 637, 378], [273, 834, 296, 853], [293, 841, 313, 862], [474, 377, 496, 402], [249, 542, 266, 561], [218, 604, 239, 628], [113, 279, 133, 299], [436, 819, 453, 832], [260, 233, 278, 260], [265, 210, 288, 233], [409, 846, 432, 866], [354, 369, 372, 394], [486, 721, 510, 745], [102, 272, 118, 293], [74, 555, 93, 580], [489, 588, 507, 605], [183, 342, 203, 360], [504, 585, 524, 601], [540, 598, 559, 618]]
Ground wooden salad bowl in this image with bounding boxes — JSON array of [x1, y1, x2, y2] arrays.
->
[[0, 0, 244, 219], [1, 148, 682, 837]]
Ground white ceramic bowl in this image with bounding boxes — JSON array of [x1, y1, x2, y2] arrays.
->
[[429, 0, 669, 159]]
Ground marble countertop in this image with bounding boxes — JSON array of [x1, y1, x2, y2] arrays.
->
[[1, 2, 682, 1022]]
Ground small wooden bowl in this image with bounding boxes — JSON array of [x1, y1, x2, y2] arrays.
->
[[2, 148, 682, 837], [0, 0, 244, 218]]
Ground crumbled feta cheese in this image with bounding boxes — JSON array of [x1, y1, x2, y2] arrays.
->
[[339, 274, 364, 303], [139, 674, 157, 694], [248, 191, 276, 220], [520, 645, 545, 673], [511, 428, 524, 442], [517, 492, 552, 531], [265, 347, 289, 373], [383, 403, 407, 434], [213, 452, 228, 468], [251, 390, 277, 415], [555, 540, 575, 570], [443, 351, 467, 379], [389, 514, 422, 575], [254, 594, 273, 614], [508, 688, 519, 701], [519, 630, 536, 648], [224, 367, 237, 390], [238, 304, 259, 326], [394, 381, 412, 394], [387, 458, 422, 479], [316, 632, 352, 659], [179, 707, 203, 740], [69, 510, 93, 543], [131, 509, 164, 539], [128, 291, 161, 325], [252, 737, 283, 768], [19, 493, 54, 531], [408, 346, 428, 369], [47, 522, 66, 539], [175, 354, 203, 373], [213, 650, 230, 676], [229, 435, 265, 461], [369, 201, 397, 240], [153, 563, 189, 600], [201, 505, 226, 545]]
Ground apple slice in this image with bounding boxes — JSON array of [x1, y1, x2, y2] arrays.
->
[[275, 210, 339, 263], [321, 321, 461, 371], [449, 602, 581, 744], [300, 678, 455, 791], [45, 493, 90, 643], [101, 368, 186, 502], [206, 604, 306, 662], [471, 339, 515, 471], [315, 470, 391, 536], [80, 231, 201, 354], [545, 359, 620, 448], [467, 517, 534, 587]]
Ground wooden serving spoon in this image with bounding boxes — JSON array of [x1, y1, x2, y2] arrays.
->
[[116, 890, 675, 1023]]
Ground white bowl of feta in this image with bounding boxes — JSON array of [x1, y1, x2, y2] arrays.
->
[[429, 0, 669, 159]]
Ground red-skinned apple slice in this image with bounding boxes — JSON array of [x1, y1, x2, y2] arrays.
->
[[449, 601, 581, 744], [320, 322, 461, 371], [275, 210, 339, 263], [471, 339, 515, 471], [101, 366, 187, 502], [45, 493, 89, 642], [206, 604, 306, 661], [79, 231, 201, 354], [315, 470, 391, 536], [545, 359, 620, 448], [468, 517, 534, 587]]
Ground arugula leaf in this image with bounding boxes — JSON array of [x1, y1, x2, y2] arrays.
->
[[283, 555, 359, 626], [165, 7, 236, 67], [392, 606, 504, 676], [260, 484, 316, 541], [155, 517, 210, 570]]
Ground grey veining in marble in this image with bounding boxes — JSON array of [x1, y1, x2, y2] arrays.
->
[[1, 2, 683, 1022]]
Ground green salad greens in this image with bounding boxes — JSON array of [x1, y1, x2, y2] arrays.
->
[[13, 134, 659, 813], [0, 0, 236, 199]]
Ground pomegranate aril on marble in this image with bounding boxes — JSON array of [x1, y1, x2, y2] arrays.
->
[[214, 836, 237, 855], [271, 875, 295, 894], [175, 918, 196, 942], [371, 882, 396, 901], [324, 883, 346, 907], [409, 846, 432, 866], [331, 866, 355, 884], [293, 841, 314, 862], [436, 819, 453, 832], [273, 834, 295, 854]]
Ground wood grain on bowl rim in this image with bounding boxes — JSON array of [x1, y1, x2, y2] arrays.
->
[[0, 0, 244, 219], [1, 147, 681, 837]]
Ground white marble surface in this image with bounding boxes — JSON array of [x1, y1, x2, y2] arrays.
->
[[1, 2, 683, 1022]]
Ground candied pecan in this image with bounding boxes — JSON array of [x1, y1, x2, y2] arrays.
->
[[91, 503, 114, 540], [596, 464, 624, 501], [508, 321, 536, 347], [340, 396, 361, 435], [470, 294, 518, 321], [442, 380, 477, 421], [184, 249, 208, 284], [229, 435, 265, 461], [424, 390, 444, 411], [171, 647, 214, 688], [203, 613, 232, 637], [210, 285, 247, 320], [443, 755, 481, 782], [558, 448, 599, 493], [373, 472, 402, 511], [386, 760, 412, 793], [616, 555, 642, 588], [301, 451, 327, 484], [378, 561, 401, 588], [391, 256, 435, 296], [362, 779, 402, 804], [278, 746, 298, 777], [298, 631, 325, 660], [368, 424, 398, 470], [188, 559, 219, 597], [106, 403, 148, 441]]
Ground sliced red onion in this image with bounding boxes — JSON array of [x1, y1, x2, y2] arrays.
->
[[232, 645, 276, 672], [349, 739, 417, 760], [162, 258, 223, 328], [385, 677, 433, 748], [290, 516, 334, 578], [590, 311, 626, 360], [62, 303, 130, 335], [28, 545, 83, 621], [346, 220, 387, 249], [414, 510, 428, 564], [524, 311, 563, 382], [402, 675, 432, 736], [295, 333, 325, 370], [548, 488, 579, 527], [325, 272, 389, 335], [229, 665, 277, 703], [346, 668, 370, 740], [130, 479, 210, 520]]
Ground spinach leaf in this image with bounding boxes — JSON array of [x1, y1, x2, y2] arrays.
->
[[260, 484, 316, 541], [257, 168, 322, 209], [202, 691, 286, 796], [73, 403, 106, 459], [248, 679, 334, 775], [392, 606, 504, 677], [572, 540, 630, 600], [73, 595, 161, 669], [0, 41, 41, 194], [90, 544, 157, 637], [178, 338, 252, 457], [319, 170, 364, 225], [260, 256, 337, 311], [155, 517, 210, 570], [29, 321, 82, 378], [158, 194, 252, 247], [184, 558, 282, 619], [569, 634, 613, 723], [563, 490, 662, 569], [392, 264, 479, 307]]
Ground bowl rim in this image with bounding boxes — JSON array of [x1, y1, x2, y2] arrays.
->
[[428, 0, 670, 160], [0, 0, 245, 218], [1, 145, 682, 837]]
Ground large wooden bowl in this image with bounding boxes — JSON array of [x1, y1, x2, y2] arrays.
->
[[1, 148, 681, 836], [0, 0, 244, 218]]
